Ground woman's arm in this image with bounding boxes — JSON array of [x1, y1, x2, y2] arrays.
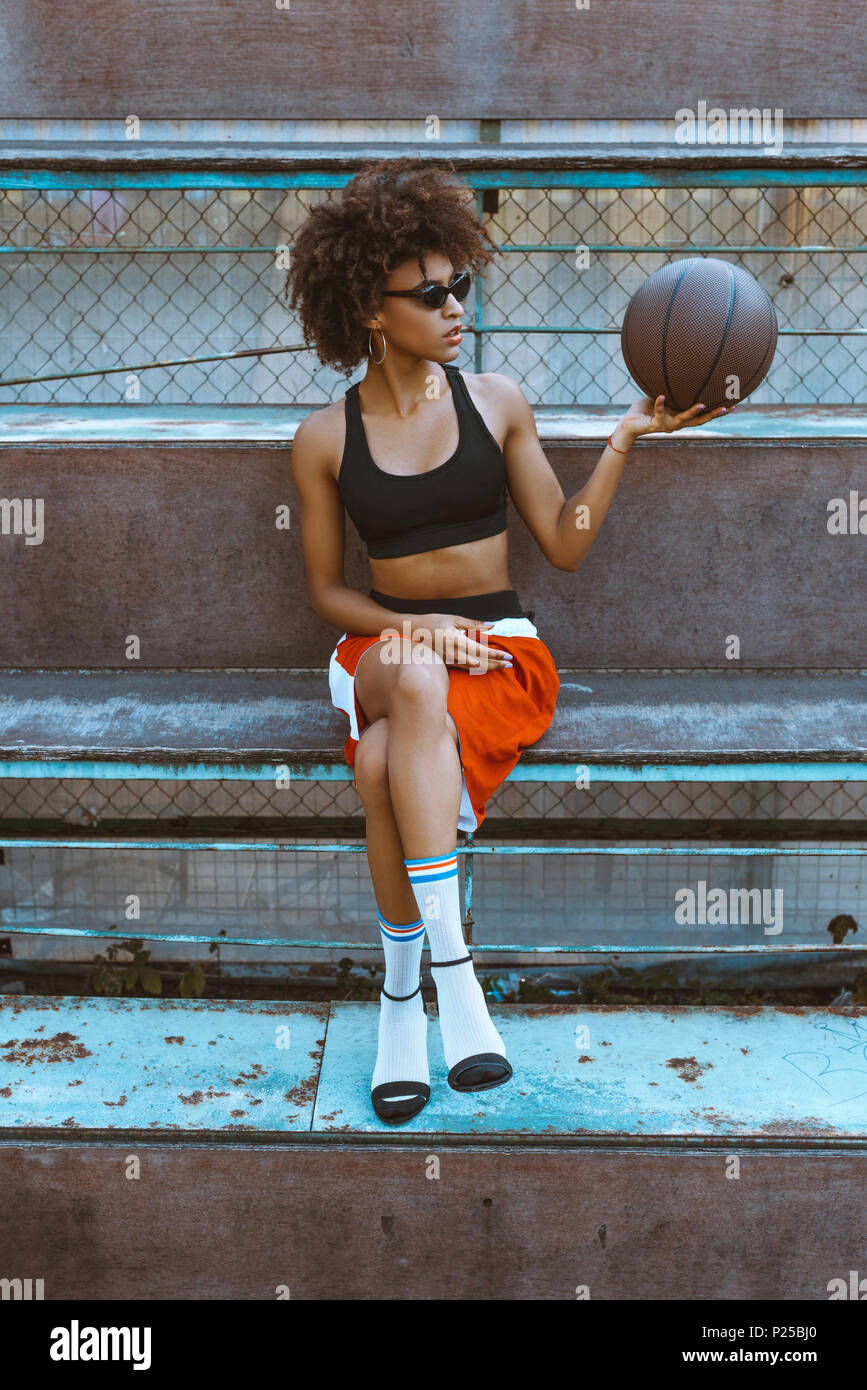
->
[[291, 411, 414, 635], [498, 377, 733, 573]]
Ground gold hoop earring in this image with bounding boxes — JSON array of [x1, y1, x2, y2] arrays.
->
[[368, 327, 386, 364]]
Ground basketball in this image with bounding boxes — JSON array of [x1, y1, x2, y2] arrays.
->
[[620, 257, 778, 412]]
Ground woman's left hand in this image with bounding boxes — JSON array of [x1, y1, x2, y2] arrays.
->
[[622, 394, 735, 440]]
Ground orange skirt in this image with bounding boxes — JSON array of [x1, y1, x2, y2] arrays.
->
[[328, 615, 560, 832]]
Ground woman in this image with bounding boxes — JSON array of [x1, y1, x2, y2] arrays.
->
[[287, 157, 733, 1125]]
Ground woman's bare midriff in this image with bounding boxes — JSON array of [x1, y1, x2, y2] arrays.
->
[[368, 530, 512, 601]]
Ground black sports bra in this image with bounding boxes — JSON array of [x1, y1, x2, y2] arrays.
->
[[337, 363, 508, 559]]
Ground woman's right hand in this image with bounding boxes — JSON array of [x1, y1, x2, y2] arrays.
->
[[408, 613, 513, 671]]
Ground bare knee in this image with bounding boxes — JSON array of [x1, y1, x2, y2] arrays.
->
[[391, 652, 449, 710]]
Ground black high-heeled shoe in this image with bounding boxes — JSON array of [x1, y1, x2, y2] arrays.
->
[[430, 954, 513, 1093], [370, 980, 431, 1124]]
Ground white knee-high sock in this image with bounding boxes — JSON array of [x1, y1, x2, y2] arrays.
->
[[403, 852, 506, 1069], [371, 911, 429, 1099]]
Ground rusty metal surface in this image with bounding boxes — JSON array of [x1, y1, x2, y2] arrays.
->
[[0, 668, 863, 764], [313, 1002, 867, 1139], [0, 668, 335, 761], [1, 441, 865, 667], [527, 670, 867, 763], [1, 3, 861, 122], [513, 442, 867, 670], [2, 144, 867, 176], [2, 1143, 866, 1299], [0, 996, 328, 1134]]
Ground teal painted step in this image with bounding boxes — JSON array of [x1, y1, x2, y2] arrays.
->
[[315, 1001, 867, 1138], [0, 996, 328, 1134], [1, 997, 865, 1140]]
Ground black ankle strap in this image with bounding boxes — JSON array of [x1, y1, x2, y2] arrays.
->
[[429, 954, 473, 968], [381, 980, 422, 1002]]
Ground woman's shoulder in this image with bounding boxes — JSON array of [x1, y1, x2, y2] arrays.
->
[[291, 397, 347, 485], [457, 370, 527, 445], [458, 369, 525, 405]]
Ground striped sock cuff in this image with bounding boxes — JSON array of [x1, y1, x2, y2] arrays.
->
[[377, 912, 426, 943], [403, 852, 458, 884]]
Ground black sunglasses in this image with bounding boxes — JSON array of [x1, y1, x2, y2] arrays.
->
[[381, 271, 472, 309]]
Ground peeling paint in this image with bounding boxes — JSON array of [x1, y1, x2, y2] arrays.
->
[[178, 1088, 229, 1105], [230, 1064, 266, 1086], [666, 1056, 713, 1083], [758, 1116, 843, 1136], [285, 1079, 317, 1106], [1, 1031, 93, 1065], [698, 1109, 728, 1127]]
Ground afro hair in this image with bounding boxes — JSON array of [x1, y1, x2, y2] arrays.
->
[[283, 155, 498, 376]]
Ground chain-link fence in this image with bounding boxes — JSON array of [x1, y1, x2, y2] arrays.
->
[[1, 180, 865, 404], [1, 771, 866, 830], [0, 775, 863, 962]]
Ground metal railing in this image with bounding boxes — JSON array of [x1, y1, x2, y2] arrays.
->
[[0, 766, 864, 957]]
